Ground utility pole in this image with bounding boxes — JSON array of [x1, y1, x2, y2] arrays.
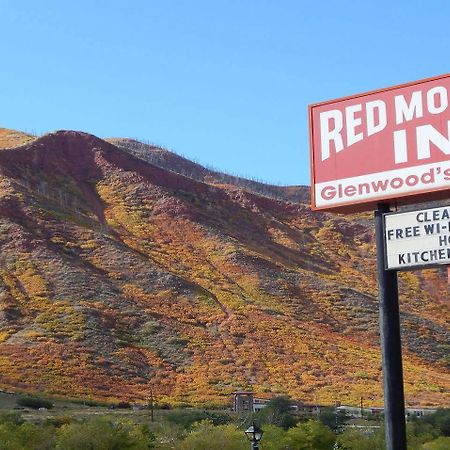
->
[[148, 387, 154, 422], [334, 400, 339, 433]]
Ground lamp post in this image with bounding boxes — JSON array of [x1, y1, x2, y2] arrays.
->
[[245, 422, 263, 450]]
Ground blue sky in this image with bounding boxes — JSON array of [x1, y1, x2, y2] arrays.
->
[[1, 1, 450, 186]]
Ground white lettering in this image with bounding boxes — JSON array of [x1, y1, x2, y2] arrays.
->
[[366, 100, 387, 136], [345, 104, 363, 146], [416, 121, 450, 159], [320, 110, 343, 161], [427, 86, 448, 114], [393, 129, 408, 163], [395, 91, 423, 124]]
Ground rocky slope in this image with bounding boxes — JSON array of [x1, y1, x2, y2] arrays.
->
[[0, 129, 447, 407]]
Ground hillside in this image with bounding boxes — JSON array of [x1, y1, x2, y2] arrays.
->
[[0, 128, 35, 149], [0, 129, 448, 408], [108, 138, 310, 203]]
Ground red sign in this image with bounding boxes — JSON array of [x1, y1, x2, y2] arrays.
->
[[309, 74, 450, 212]]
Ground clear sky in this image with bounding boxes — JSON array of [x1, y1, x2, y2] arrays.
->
[[1, 1, 450, 186]]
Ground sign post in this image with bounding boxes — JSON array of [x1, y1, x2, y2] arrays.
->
[[309, 74, 450, 450], [375, 204, 407, 450]]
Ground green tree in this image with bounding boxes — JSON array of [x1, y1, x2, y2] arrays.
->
[[318, 407, 350, 432], [255, 396, 296, 429], [406, 420, 440, 449], [175, 421, 247, 450], [55, 417, 153, 450], [285, 420, 335, 450], [259, 424, 289, 450], [425, 409, 450, 437]]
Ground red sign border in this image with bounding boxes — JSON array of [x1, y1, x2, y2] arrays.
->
[[309, 73, 450, 213]]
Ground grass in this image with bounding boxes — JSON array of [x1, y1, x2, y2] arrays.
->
[[0, 391, 167, 424]]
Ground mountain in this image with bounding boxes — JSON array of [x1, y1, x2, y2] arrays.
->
[[0, 129, 448, 408], [107, 138, 310, 204]]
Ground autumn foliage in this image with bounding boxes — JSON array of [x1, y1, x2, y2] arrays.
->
[[0, 129, 447, 408]]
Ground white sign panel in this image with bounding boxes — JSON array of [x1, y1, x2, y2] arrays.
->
[[384, 205, 450, 270]]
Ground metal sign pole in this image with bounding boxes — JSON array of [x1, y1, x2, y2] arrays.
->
[[375, 203, 407, 450]]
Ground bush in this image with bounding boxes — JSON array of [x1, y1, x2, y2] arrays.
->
[[109, 401, 131, 409], [55, 417, 154, 450], [255, 421, 337, 450], [45, 416, 73, 428], [423, 436, 450, 449], [285, 420, 335, 450], [424, 409, 450, 437], [17, 395, 53, 410], [176, 420, 247, 450], [0, 421, 55, 450], [259, 424, 289, 450], [0, 412, 24, 425], [407, 419, 440, 448], [338, 427, 385, 450]]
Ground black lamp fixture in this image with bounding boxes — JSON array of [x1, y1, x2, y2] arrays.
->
[[244, 422, 263, 450]]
